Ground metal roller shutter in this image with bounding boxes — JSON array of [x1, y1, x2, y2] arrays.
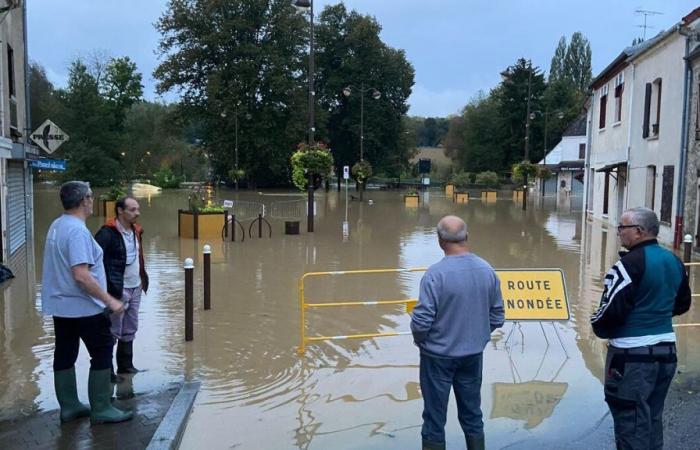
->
[[7, 161, 27, 255]]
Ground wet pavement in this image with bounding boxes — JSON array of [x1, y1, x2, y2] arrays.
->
[[1, 187, 699, 449], [0, 381, 180, 449]]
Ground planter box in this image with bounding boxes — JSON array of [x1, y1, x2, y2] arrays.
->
[[445, 184, 455, 197], [404, 195, 419, 207], [513, 190, 524, 201], [454, 192, 469, 203], [481, 191, 497, 202], [96, 199, 116, 217], [178, 210, 227, 239]]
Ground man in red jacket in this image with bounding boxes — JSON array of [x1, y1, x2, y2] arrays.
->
[[95, 197, 149, 380]]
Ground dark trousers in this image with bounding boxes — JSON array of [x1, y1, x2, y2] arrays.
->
[[53, 313, 113, 371], [604, 343, 677, 450], [420, 351, 484, 444]]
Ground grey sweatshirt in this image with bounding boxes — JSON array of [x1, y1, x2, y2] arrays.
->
[[411, 252, 505, 358]]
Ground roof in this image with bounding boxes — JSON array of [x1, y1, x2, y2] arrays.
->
[[562, 114, 587, 137]]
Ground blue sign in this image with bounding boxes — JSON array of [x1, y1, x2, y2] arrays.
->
[[29, 159, 67, 172]]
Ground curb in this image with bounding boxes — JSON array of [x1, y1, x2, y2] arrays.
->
[[146, 381, 200, 450]]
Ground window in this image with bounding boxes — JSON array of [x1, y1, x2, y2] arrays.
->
[[614, 73, 624, 123], [599, 85, 608, 129], [603, 171, 610, 215], [7, 44, 15, 98], [660, 165, 673, 223], [645, 165, 656, 210], [578, 143, 586, 159], [643, 79, 662, 138]]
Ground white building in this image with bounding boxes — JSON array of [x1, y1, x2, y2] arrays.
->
[[0, 1, 36, 267], [584, 7, 700, 246], [536, 115, 586, 198]]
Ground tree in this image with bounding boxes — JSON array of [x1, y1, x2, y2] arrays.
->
[[154, 0, 308, 187], [315, 4, 414, 178], [29, 62, 60, 130], [102, 56, 144, 131], [548, 37, 567, 83], [563, 32, 592, 94]]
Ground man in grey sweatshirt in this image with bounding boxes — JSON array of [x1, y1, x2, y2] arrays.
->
[[411, 215, 505, 450]]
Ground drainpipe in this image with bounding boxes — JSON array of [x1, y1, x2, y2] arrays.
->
[[674, 26, 694, 249], [622, 62, 636, 217], [583, 95, 594, 214]]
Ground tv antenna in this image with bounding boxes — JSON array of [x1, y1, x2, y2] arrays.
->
[[635, 9, 663, 40]]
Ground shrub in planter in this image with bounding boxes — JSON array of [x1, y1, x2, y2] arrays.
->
[[290, 142, 334, 191], [97, 184, 127, 217], [404, 188, 419, 207], [475, 171, 499, 188], [511, 161, 539, 186]]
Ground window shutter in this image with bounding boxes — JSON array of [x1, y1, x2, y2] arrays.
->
[[643, 83, 651, 138]]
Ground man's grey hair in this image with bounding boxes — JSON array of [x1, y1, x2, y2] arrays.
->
[[59, 181, 91, 210], [625, 207, 659, 237], [437, 218, 468, 243]]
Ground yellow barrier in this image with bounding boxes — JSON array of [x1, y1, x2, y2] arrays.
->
[[297, 268, 426, 355]]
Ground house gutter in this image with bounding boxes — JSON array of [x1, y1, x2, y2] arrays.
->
[[674, 25, 694, 248]]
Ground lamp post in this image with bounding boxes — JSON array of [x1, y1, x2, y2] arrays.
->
[[530, 108, 564, 196], [522, 61, 532, 211], [294, 0, 316, 232], [343, 84, 380, 200]]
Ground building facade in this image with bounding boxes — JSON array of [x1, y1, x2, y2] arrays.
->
[[0, 1, 35, 267]]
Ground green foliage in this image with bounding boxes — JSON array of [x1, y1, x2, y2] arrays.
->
[[511, 161, 539, 185], [153, 167, 183, 189], [538, 166, 553, 180], [290, 143, 334, 191], [351, 160, 373, 181], [449, 171, 473, 189], [199, 205, 225, 213], [228, 168, 246, 181], [474, 171, 499, 187], [405, 188, 418, 196], [99, 184, 128, 201]]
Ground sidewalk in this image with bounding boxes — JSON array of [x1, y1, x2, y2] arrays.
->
[[0, 380, 187, 450]]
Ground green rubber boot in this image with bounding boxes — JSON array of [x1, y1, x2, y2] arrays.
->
[[88, 369, 133, 424], [54, 367, 90, 423], [466, 434, 485, 450]]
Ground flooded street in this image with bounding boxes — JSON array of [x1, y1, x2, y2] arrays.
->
[[2, 187, 700, 449]]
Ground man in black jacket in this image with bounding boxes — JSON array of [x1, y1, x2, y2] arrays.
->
[[591, 207, 691, 449], [95, 197, 149, 380]]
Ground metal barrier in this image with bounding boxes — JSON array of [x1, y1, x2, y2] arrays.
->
[[297, 267, 426, 355], [269, 199, 306, 219]]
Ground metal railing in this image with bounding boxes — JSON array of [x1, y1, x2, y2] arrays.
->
[[297, 267, 425, 355]]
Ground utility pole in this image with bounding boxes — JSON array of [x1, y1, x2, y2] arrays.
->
[[523, 61, 532, 211]]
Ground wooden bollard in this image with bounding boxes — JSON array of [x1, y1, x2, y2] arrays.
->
[[203, 245, 211, 310], [684, 234, 693, 275], [184, 258, 194, 342]]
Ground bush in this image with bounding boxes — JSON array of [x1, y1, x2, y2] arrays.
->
[[351, 160, 373, 181], [153, 167, 183, 189], [290, 142, 334, 191], [475, 171, 499, 188], [449, 171, 473, 189], [198, 205, 225, 213], [99, 184, 127, 201]]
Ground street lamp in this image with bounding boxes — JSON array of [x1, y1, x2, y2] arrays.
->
[[294, 0, 316, 232], [221, 104, 250, 191], [530, 108, 564, 196], [343, 84, 381, 162]]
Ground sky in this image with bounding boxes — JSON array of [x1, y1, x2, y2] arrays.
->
[[27, 0, 700, 118]]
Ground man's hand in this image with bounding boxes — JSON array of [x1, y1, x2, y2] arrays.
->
[[106, 297, 125, 314]]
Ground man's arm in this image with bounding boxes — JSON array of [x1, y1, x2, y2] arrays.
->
[[411, 273, 439, 344], [490, 274, 505, 332], [590, 257, 640, 338], [674, 261, 691, 316], [72, 264, 124, 313]]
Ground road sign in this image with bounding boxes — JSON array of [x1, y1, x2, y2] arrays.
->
[[28, 158, 67, 171], [498, 269, 569, 321], [31, 119, 70, 154], [343, 165, 350, 180]]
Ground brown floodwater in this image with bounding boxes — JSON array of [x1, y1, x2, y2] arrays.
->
[[2, 187, 699, 449]]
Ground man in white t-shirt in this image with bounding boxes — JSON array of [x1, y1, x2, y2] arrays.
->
[[41, 181, 133, 424], [95, 196, 149, 380]]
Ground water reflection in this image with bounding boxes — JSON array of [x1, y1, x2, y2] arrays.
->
[[1, 187, 698, 449]]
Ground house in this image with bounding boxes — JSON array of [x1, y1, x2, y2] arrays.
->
[[535, 114, 586, 200], [584, 7, 700, 246], [0, 1, 36, 267]]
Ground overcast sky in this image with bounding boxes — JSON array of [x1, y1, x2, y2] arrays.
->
[[27, 0, 699, 118]]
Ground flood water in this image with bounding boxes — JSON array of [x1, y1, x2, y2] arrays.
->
[[2, 187, 700, 449]]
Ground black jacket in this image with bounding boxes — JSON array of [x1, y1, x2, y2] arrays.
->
[[95, 217, 149, 299]]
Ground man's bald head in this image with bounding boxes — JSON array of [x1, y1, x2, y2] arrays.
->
[[437, 215, 468, 243]]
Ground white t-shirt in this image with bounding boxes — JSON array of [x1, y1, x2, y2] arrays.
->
[[118, 221, 141, 289]]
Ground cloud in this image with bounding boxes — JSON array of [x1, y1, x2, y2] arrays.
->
[[408, 85, 469, 118]]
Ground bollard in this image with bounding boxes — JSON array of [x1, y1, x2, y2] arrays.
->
[[184, 258, 194, 341], [203, 245, 211, 310], [232, 214, 236, 242], [258, 213, 263, 238], [684, 234, 693, 275]]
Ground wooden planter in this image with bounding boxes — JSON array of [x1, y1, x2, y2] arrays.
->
[[404, 195, 419, 207], [445, 184, 455, 197], [454, 192, 469, 203], [513, 190, 524, 201], [178, 210, 227, 239], [96, 199, 116, 217], [481, 191, 497, 202]]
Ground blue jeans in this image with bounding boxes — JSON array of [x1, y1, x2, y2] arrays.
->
[[420, 351, 484, 444]]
